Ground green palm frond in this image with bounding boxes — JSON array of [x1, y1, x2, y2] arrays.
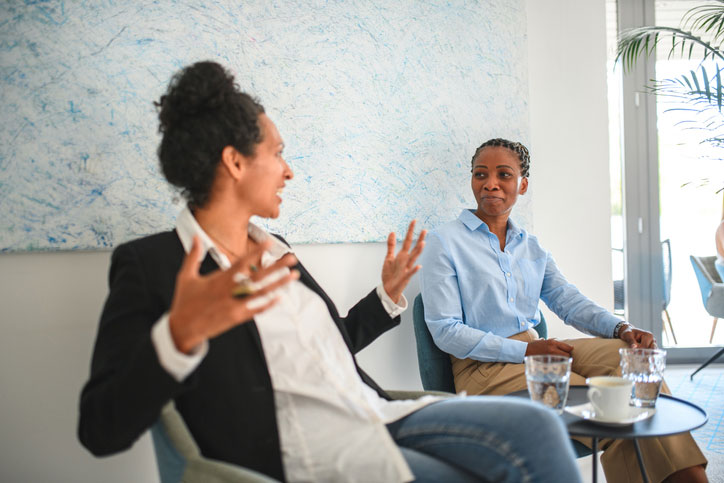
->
[[617, 26, 724, 71], [647, 63, 724, 147], [617, 2, 724, 70], [651, 64, 724, 111], [684, 1, 724, 43], [617, 1, 724, 174]]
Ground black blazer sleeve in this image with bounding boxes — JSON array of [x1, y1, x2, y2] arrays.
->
[[341, 288, 401, 353], [272, 234, 402, 354], [78, 241, 191, 456], [292, 259, 401, 355]]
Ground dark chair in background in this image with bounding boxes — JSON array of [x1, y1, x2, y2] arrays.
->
[[690, 255, 724, 379], [411, 294, 591, 458], [613, 239, 677, 344]]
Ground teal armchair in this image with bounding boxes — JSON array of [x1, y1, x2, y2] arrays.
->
[[689, 255, 724, 379]]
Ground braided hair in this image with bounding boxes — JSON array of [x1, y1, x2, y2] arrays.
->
[[470, 138, 530, 178]]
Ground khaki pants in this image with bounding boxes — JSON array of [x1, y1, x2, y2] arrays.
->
[[452, 330, 707, 483]]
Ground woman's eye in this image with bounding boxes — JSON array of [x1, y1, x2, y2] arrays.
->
[[474, 172, 485, 179]]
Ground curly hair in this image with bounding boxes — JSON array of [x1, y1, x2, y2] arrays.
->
[[470, 138, 530, 178], [155, 61, 265, 208]]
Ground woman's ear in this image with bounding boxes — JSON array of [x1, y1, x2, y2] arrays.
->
[[220, 146, 244, 181], [519, 177, 529, 195]]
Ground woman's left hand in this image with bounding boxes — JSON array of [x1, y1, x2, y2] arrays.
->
[[620, 326, 657, 349], [382, 220, 426, 304]]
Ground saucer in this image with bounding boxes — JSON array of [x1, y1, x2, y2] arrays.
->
[[564, 403, 656, 426]]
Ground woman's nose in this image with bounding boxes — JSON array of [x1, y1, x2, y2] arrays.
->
[[483, 179, 498, 190], [284, 159, 294, 180]]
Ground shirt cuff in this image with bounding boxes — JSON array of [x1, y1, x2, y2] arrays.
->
[[499, 337, 529, 363], [151, 313, 208, 382], [376, 284, 408, 318]]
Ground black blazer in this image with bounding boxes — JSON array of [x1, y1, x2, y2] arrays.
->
[[78, 231, 400, 481]]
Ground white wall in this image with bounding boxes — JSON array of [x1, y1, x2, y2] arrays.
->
[[0, 1, 613, 481], [0, 250, 158, 482], [527, 0, 614, 338]]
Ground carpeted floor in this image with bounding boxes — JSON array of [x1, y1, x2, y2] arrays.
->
[[666, 364, 723, 483]]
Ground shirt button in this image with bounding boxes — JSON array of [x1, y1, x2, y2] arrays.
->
[[509, 297, 514, 302], [506, 272, 511, 277]]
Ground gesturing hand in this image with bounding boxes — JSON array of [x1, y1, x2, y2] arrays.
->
[[168, 236, 299, 354], [382, 220, 427, 304], [525, 339, 574, 357]]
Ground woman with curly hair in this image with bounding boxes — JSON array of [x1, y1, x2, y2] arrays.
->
[[78, 62, 582, 482], [420, 138, 708, 482]]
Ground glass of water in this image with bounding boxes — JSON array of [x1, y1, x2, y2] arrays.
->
[[619, 348, 667, 408], [524, 355, 572, 413]]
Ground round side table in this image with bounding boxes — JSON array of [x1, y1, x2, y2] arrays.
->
[[509, 386, 707, 483]]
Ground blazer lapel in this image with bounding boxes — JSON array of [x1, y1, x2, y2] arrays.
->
[[294, 262, 355, 349], [198, 252, 219, 276]]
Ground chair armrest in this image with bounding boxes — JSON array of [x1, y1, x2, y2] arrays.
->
[[184, 458, 279, 483], [706, 284, 724, 317], [386, 389, 455, 400]]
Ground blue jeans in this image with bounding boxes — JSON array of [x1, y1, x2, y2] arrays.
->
[[388, 396, 581, 483]]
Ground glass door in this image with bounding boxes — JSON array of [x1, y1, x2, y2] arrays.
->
[[654, 1, 724, 350], [609, 0, 724, 362]]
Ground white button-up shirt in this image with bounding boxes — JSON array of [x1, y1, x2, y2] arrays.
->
[[151, 207, 442, 482]]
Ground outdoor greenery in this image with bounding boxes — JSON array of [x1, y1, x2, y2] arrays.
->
[[617, 1, 724, 149]]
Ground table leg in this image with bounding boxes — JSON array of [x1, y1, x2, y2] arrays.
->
[[633, 439, 650, 483], [592, 437, 598, 483], [690, 346, 724, 379]]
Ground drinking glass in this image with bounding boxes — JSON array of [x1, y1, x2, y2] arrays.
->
[[619, 348, 667, 407], [524, 355, 572, 413]]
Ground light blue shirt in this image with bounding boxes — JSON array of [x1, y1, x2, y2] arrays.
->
[[419, 209, 621, 364]]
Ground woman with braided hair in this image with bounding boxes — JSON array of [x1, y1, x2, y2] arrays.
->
[[420, 138, 708, 482]]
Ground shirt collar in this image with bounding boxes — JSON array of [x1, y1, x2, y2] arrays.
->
[[506, 217, 524, 239], [458, 209, 524, 239], [175, 205, 291, 269]]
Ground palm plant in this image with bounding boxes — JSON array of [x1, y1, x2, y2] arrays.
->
[[617, 1, 724, 148]]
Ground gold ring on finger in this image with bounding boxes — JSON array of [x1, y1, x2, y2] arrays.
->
[[232, 280, 258, 299]]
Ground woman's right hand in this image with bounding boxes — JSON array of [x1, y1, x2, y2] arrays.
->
[[524, 339, 574, 357], [168, 236, 299, 354]]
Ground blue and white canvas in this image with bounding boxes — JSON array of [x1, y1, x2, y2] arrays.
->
[[0, 0, 530, 251]]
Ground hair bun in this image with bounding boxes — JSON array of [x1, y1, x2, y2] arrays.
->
[[155, 61, 264, 208], [156, 62, 237, 133]]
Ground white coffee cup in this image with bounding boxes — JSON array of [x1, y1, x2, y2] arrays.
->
[[586, 376, 633, 420]]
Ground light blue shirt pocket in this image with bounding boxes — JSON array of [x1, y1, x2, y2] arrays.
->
[[517, 257, 546, 301]]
